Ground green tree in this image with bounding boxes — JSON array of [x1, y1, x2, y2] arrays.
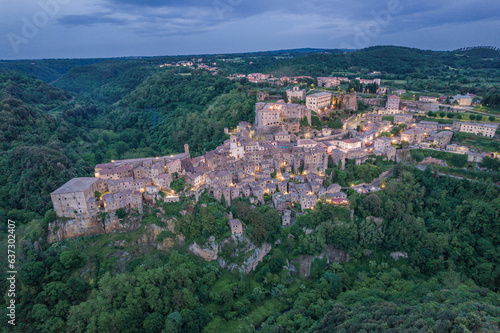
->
[[116, 208, 127, 218]]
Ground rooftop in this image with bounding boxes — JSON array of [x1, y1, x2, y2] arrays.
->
[[308, 92, 332, 98], [52, 178, 99, 195], [229, 219, 242, 227], [343, 138, 362, 144]]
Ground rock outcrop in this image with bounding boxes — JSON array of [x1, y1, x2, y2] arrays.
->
[[291, 245, 350, 278], [189, 242, 218, 261], [48, 212, 140, 243], [390, 251, 408, 261], [420, 156, 447, 166], [48, 216, 103, 243]]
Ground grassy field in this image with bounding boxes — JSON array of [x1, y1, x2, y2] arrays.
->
[[453, 132, 500, 153], [474, 105, 500, 115]]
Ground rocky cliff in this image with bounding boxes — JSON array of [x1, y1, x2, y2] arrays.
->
[[291, 245, 350, 278], [47, 212, 141, 243]]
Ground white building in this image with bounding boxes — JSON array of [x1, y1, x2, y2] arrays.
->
[[457, 122, 498, 137], [306, 92, 332, 111]]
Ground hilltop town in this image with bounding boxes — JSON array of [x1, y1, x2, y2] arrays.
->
[[51, 80, 499, 237]]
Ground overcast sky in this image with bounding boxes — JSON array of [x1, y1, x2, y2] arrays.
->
[[1, 0, 499, 60]]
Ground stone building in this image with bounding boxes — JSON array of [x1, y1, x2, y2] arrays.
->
[[394, 113, 413, 124], [255, 101, 311, 131], [51, 178, 101, 218], [286, 86, 306, 102], [96, 165, 133, 180], [342, 92, 358, 111], [229, 219, 243, 235], [401, 129, 426, 144], [306, 92, 332, 111], [300, 194, 317, 211], [434, 131, 453, 148], [386, 95, 401, 112], [107, 177, 151, 194], [366, 113, 383, 123], [282, 210, 291, 227], [102, 190, 143, 212], [456, 122, 498, 137]]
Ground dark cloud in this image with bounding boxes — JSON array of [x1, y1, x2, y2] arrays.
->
[[2, 0, 499, 59], [58, 13, 127, 26], [55, 0, 500, 38]]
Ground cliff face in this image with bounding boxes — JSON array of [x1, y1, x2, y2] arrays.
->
[[189, 242, 218, 261], [291, 245, 350, 278], [47, 213, 141, 243], [48, 216, 103, 243], [212, 236, 273, 274]]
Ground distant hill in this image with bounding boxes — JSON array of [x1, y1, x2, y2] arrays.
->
[[2, 46, 499, 85], [0, 58, 108, 83], [265, 46, 500, 76], [52, 60, 159, 104]]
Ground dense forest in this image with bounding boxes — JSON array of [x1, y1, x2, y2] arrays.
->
[[1, 165, 499, 332], [1, 46, 499, 332]]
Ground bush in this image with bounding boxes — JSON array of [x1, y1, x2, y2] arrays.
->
[[450, 154, 468, 168], [414, 153, 425, 163], [170, 177, 186, 193], [489, 116, 495, 121], [456, 115, 462, 119], [469, 114, 476, 120], [476, 115, 483, 121], [446, 113, 455, 118], [439, 112, 446, 118], [116, 208, 127, 218]]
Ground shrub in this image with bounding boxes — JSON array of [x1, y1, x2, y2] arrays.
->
[[414, 153, 425, 163], [116, 208, 127, 218], [489, 116, 495, 121], [469, 114, 476, 120]]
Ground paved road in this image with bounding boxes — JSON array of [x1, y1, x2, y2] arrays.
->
[[341, 169, 393, 191]]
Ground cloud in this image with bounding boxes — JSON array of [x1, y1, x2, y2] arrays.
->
[[54, 0, 500, 40], [2, 0, 499, 59], [58, 13, 127, 26]]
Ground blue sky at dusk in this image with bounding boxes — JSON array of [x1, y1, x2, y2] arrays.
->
[[1, 0, 499, 59]]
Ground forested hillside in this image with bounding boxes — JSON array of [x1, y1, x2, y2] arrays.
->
[[265, 46, 500, 76], [2, 166, 499, 332], [53, 61, 160, 103], [0, 71, 96, 222], [0, 59, 108, 83]]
